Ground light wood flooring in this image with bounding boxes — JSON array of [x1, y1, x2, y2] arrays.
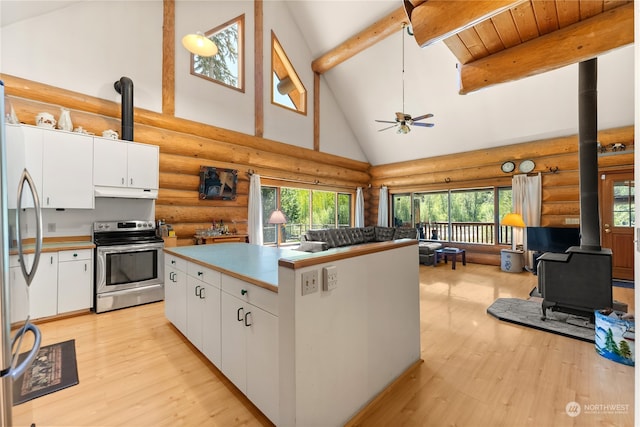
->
[[13, 263, 635, 427]]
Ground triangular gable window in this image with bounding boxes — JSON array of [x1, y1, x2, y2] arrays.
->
[[271, 31, 306, 114]]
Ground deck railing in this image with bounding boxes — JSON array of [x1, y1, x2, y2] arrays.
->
[[418, 222, 512, 245], [264, 222, 512, 245]]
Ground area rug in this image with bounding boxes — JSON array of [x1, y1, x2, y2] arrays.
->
[[612, 280, 634, 289], [13, 339, 79, 405], [487, 298, 595, 343]]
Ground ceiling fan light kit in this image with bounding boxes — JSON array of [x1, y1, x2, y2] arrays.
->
[[375, 23, 434, 134]]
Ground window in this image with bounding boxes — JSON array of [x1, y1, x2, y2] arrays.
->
[[190, 15, 245, 92], [271, 31, 307, 114], [613, 180, 635, 227], [261, 186, 353, 246], [394, 186, 512, 245]]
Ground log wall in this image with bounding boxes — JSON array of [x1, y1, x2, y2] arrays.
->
[[369, 126, 634, 265], [2, 74, 370, 246]]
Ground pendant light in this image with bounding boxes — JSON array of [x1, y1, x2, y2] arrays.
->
[[182, 32, 218, 57]]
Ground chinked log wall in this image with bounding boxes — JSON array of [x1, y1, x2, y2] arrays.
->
[[369, 126, 634, 265], [1, 74, 370, 246]]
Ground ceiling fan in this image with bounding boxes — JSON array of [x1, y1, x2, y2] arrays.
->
[[375, 23, 434, 134]]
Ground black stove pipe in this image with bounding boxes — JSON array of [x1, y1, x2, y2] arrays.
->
[[577, 59, 601, 251], [114, 76, 134, 141]]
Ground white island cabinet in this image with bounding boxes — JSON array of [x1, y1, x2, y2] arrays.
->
[[186, 263, 222, 366], [164, 254, 187, 335], [220, 274, 279, 424], [164, 241, 420, 427]]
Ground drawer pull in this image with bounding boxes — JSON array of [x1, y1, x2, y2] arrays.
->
[[197, 271, 203, 276], [241, 289, 248, 296]]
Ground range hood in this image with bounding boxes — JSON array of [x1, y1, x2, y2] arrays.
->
[[94, 186, 158, 199]]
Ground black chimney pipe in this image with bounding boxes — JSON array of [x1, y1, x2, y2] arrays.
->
[[577, 59, 601, 251], [114, 76, 134, 141]]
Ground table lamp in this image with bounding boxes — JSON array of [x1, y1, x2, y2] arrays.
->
[[501, 213, 526, 251], [268, 210, 287, 248]]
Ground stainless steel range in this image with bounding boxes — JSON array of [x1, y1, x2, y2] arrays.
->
[[93, 220, 164, 313]]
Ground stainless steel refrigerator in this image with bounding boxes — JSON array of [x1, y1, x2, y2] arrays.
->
[[0, 81, 44, 426]]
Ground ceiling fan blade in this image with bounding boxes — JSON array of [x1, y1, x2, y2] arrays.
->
[[412, 122, 435, 128], [412, 113, 434, 122], [378, 124, 397, 132], [395, 112, 406, 121], [375, 120, 397, 124]]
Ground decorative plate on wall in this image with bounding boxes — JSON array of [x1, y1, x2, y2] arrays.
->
[[501, 161, 515, 173], [519, 159, 535, 173]]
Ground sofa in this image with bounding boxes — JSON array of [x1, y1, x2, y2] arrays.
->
[[296, 226, 442, 265]]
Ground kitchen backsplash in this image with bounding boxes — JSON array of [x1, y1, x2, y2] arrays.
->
[[13, 198, 155, 239]]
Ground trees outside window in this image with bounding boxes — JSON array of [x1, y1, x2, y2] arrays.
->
[[191, 15, 245, 92], [261, 186, 353, 246]]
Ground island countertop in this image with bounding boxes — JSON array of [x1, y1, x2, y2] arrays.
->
[[164, 243, 301, 292]]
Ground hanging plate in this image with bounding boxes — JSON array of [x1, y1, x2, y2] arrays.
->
[[519, 160, 535, 173]]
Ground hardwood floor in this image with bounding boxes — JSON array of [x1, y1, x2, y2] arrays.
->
[[13, 263, 634, 427]]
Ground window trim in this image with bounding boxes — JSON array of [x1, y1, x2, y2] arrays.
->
[[189, 14, 245, 93], [271, 31, 307, 115]]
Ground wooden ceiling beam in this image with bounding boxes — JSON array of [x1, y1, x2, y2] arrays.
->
[[410, 0, 526, 47], [311, 6, 408, 74], [458, 2, 633, 95]]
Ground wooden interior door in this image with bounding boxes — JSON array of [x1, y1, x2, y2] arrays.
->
[[600, 170, 634, 280]]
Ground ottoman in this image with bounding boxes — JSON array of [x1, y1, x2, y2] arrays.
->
[[418, 241, 443, 265]]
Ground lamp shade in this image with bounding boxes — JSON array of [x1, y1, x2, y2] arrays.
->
[[182, 32, 218, 57], [268, 210, 287, 225], [501, 213, 526, 228]]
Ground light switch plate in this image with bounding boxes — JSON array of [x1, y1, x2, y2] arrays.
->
[[301, 270, 319, 296]]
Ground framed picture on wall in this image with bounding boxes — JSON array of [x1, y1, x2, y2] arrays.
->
[[199, 166, 238, 200]]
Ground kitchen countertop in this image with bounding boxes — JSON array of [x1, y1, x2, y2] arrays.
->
[[164, 243, 301, 292], [10, 238, 95, 255]]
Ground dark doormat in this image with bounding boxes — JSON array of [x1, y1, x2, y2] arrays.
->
[[13, 339, 79, 405], [487, 298, 595, 343]]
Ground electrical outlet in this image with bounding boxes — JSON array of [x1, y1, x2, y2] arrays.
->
[[301, 270, 319, 296], [323, 266, 338, 291]]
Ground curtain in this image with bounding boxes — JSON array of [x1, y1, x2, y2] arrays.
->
[[512, 173, 542, 267], [377, 186, 389, 227], [248, 173, 263, 245], [355, 187, 365, 227]]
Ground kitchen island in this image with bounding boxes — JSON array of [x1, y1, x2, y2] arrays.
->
[[164, 240, 421, 426]]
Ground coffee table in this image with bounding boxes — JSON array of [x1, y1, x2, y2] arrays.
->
[[435, 247, 466, 270]]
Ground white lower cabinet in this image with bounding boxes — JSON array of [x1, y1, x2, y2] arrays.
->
[[57, 249, 93, 313], [30, 253, 59, 319], [9, 255, 29, 324], [164, 254, 187, 335], [186, 263, 221, 366], [10, 249, 94, 322], [220, 274, 279, 425]]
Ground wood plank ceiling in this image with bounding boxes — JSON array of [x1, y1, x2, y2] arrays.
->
[[313, 0, 633, 95]]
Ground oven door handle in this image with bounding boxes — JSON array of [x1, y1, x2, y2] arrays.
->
[[96, 252, 106, 288], [96, 242, 164, 254]]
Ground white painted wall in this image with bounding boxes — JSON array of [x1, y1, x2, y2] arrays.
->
[[1, 1, 163, 111], [1, 0, 367, 162], [278, 244, 421, 426]]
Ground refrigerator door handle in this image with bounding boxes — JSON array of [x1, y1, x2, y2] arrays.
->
[[16, 168, 43, 286], [9, 320, 41, 379]]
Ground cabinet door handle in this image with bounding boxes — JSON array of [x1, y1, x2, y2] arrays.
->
[[194, 285, 200, 297], [130, 178, 133, 185], [237, 307, 244, 322], [84, 263, 87, 272], [169, 271, 175, 282], [121, 177, 125, 185], [73, 253, 78, 257], [50, 256, 53, 265], [199, 287, 205, 299], [244, 311, 252, 327]]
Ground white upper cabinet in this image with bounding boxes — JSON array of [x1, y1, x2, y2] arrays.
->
[[7, 125, 92, 209], [93, 137, 159, 199], [42, 129, 94, 209]]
